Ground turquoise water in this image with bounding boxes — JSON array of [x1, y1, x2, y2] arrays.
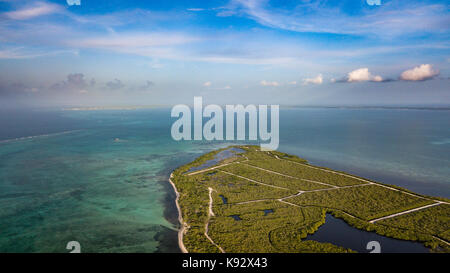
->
[[0, 109, 233, 252], [0, 108, 448, 252]]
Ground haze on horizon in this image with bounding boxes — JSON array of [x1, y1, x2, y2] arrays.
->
[[0, 0, 449, 108]]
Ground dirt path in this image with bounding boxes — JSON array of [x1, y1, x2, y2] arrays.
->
[[369, 202, 443, 223], [186, 153, 249, 177], [235, 198, 279, 205], [219, 170, 291, 190], [181, 152, 450, 250], [291, 183, 372, 196], [278, 157, 450, 206], [204, 187, 225, 253], [240, 162, 337, 188], [187, 162, 235, 176], [277, 157, 371, 185]]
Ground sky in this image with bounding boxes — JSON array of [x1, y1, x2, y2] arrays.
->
[[0, 0, 449, 108]]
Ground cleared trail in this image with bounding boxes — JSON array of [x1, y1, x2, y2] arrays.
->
[[240, 162, 337, 189], [187, 163, 235, 176], [276, 157, 450, 206], [219, 170, 291, 190], [178, 150, 450, 251], [205, 187, 225, 253], [369, 202, 443, 223]]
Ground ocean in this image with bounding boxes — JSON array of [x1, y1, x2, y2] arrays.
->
[[0, 107, 448, 252]]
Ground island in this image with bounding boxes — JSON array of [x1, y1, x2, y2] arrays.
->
[[169, 145, 450, 253]]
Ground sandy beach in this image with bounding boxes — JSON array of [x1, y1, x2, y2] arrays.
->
[[168, 172, 188, 253]]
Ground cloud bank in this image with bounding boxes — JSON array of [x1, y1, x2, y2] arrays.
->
[[400, 64, 439, 81], [4, 2, 63, 20], [260, 80, 279, 87], [347, 68, 383, 83], [303, 74, 323, 85]]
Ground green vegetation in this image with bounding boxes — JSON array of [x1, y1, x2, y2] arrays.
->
[[209, 200, 353, 253], [171, 145, 450, 253], [377, 204, 450, 243], [245, 158, 363, 187], [218, 163, 330, 191], [288, 185, 434, 220], [203, 171, 297, 204]]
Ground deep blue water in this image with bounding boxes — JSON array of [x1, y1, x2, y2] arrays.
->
[[0, 107, 448, 252], [278, 108, 450, 198]]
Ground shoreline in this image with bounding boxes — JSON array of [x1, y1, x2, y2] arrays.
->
[[168, 172, 188, 253], [172, 146, 450, 252]]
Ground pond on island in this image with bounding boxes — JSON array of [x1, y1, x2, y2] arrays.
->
[[219, 195, 228, 204], [187, 147, 244, 173], [263, 209, 274, 216], [230, 215, 242, 221], [305, 214, 429, 253]]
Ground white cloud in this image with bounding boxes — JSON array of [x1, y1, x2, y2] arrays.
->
[[67, 32, 198, 60], [215, 85, 231, 90], [303, 74, 323, 85], [203, 82, 231, 90], [260, 80, 279, 87], [149, 59, 164, 69], [229, 0, 449, 37], [0, 47, 77, 59], [288, 81, 297, 85], [347, 68, 383, 83], [4, 2, 63, 20], [372, 75, 384, 82], [73, 33, 195, 48], [400, 64, 439, 81], [348, 68, 370, 82]]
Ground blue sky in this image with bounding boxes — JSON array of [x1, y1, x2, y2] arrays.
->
[[0, 0, 449, 107]]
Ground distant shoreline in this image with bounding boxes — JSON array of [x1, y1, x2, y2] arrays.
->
[[62, 106, 167, 111], [282, 105, 450, 111], [61, 105, 450, 111]]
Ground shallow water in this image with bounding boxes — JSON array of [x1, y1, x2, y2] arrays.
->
[[0, 109, 234, 252]]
